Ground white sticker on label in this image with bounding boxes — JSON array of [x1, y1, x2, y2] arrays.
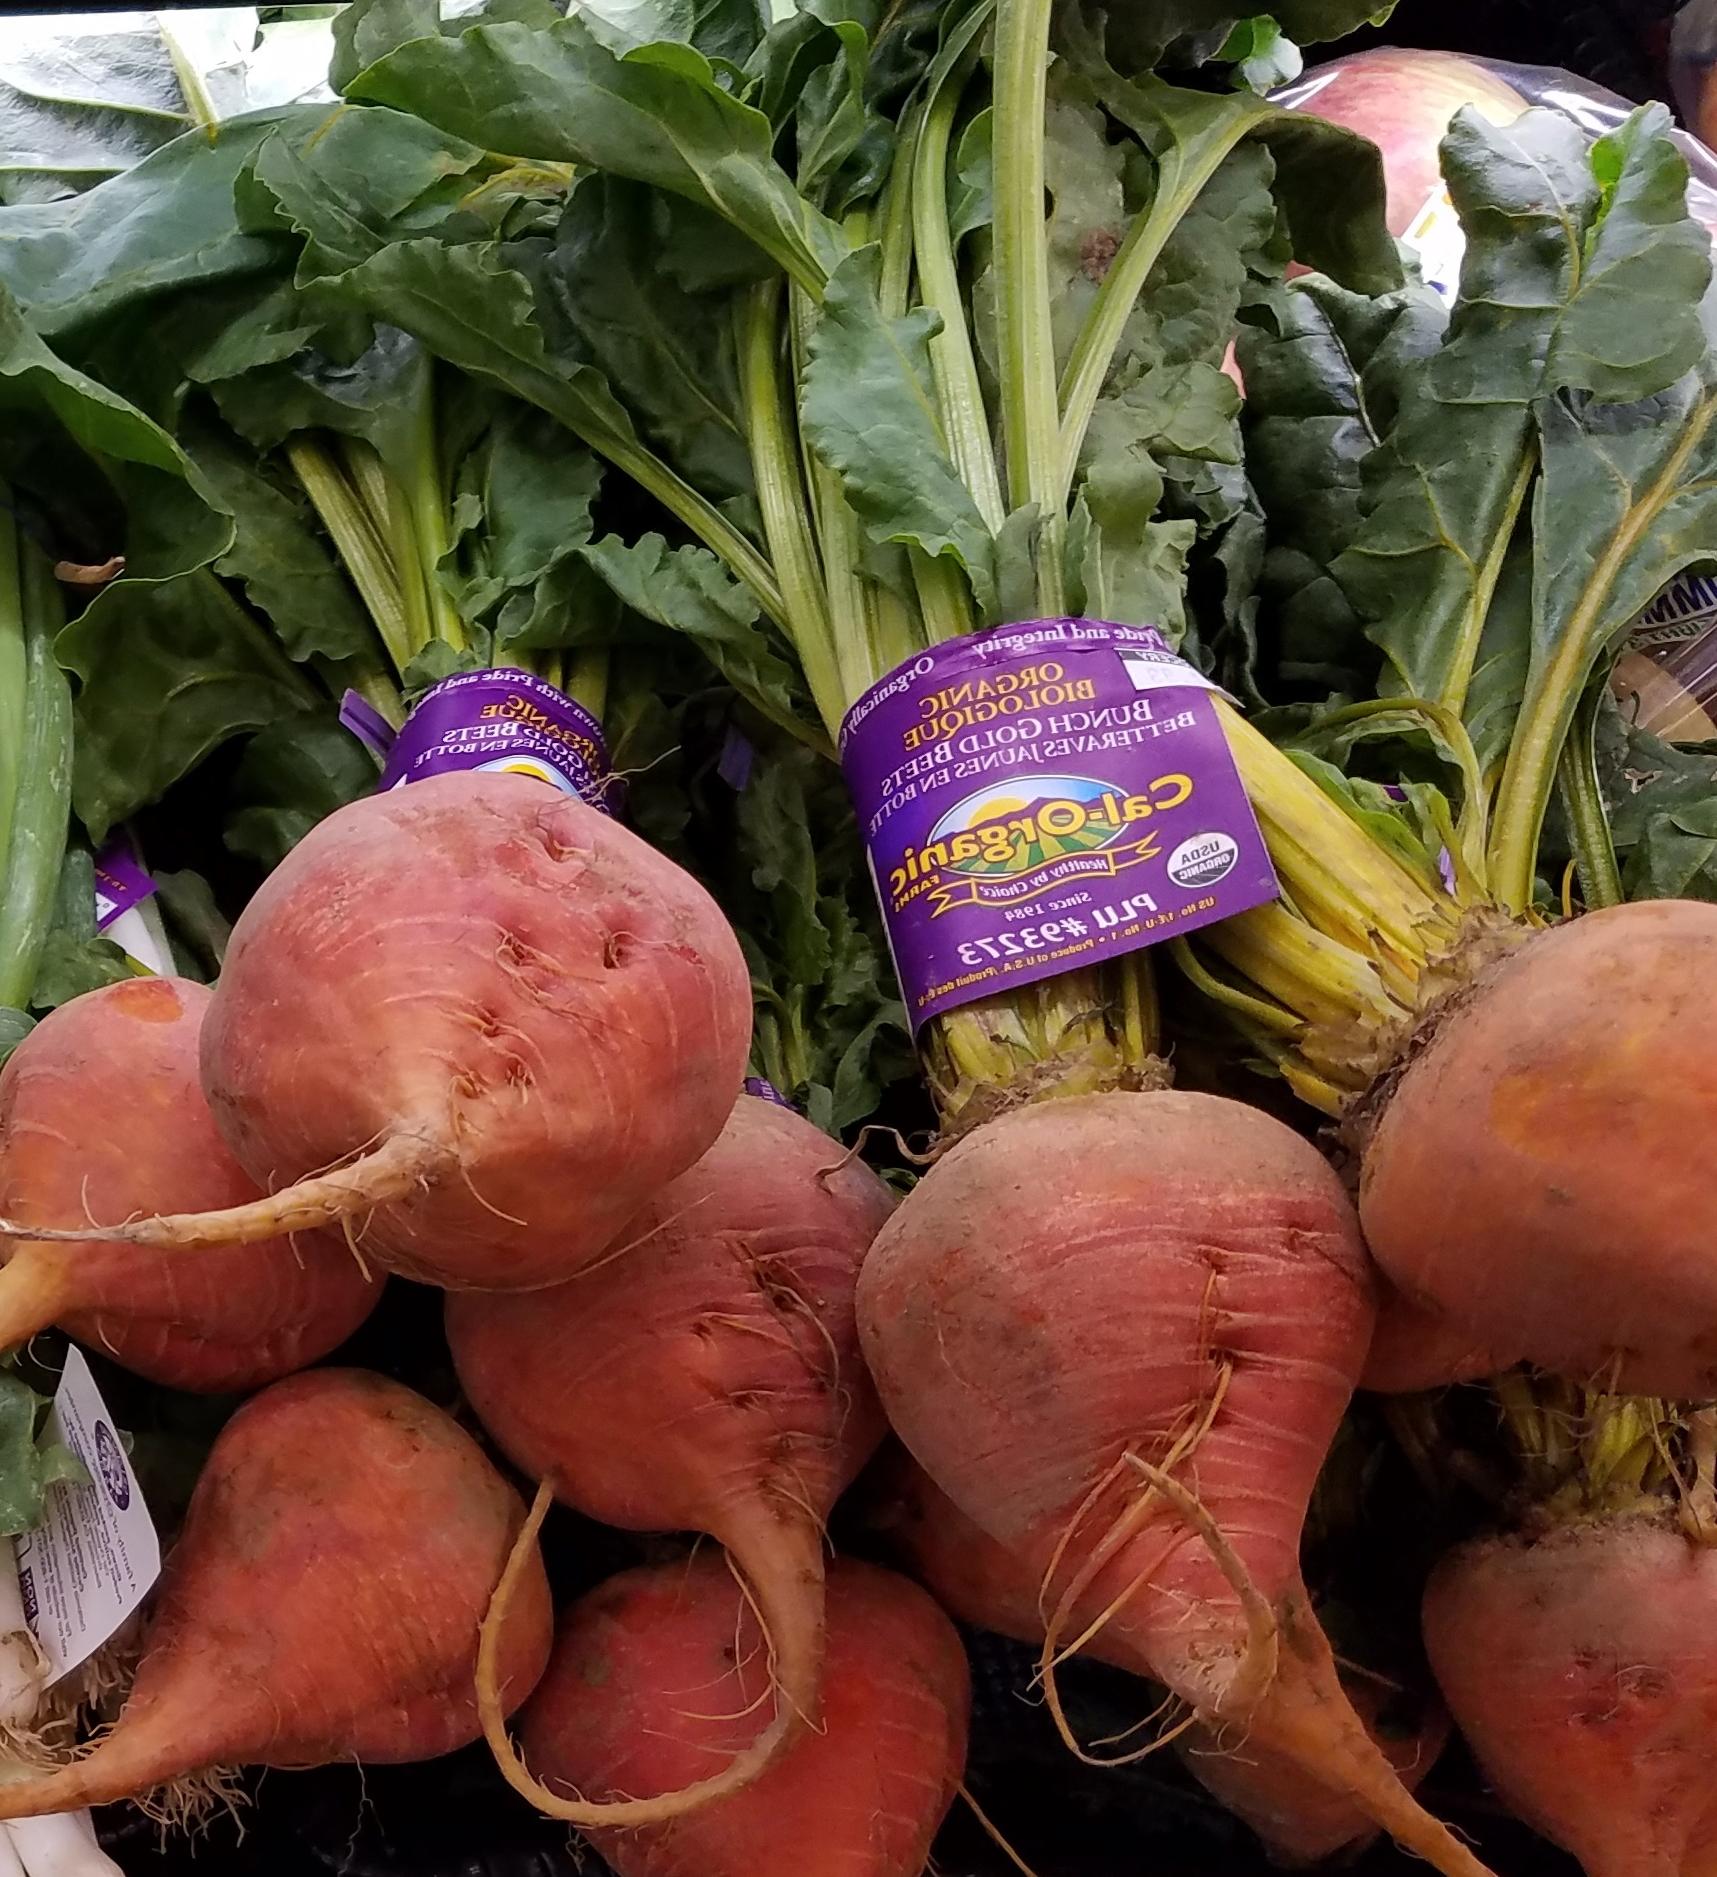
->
[[1402, 184, 1468, 304], [15, 1350, 160, 1684], [1116, 644, 1222, 696]]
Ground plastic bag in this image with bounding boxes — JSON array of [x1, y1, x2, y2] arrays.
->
[[1276, 47, 1717, 297], [1675, 0, 1717, 153], [1277, 46, 1717, 741]]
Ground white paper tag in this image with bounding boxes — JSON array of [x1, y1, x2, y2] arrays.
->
[[100, 906, 174, 978], [15, 1350, 160, 1684], [1403, 184, 1468, 304]]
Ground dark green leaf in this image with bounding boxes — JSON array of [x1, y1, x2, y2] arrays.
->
[[1345, 107, 1712, 717], [331, 0, 440, 93], [62, 570, 319, 842], [0, 1009, 32, 1067], [224, 707, 376, 867], [348, 14, 847, 293], [1238, 273, 1445, 695], [0, 281, 229, 582], [1625, 790, 1717, 900], [578, 532, 815, 745], [0, 108, 319, 340], [577, 0, 761, 67], [1063, 30, 1400, 297], [1080, 0, 1395, 74], [442, 397, 606, 640], [1509, 370, 1717, 840], [801, 246, 996, 615], [151, 867, 232, 979], [26, 849, 135, 1013], [402, 636, 487, 700], [736, 747, 828, 986], [947, 106, 992, 246], [186, 418, 376, 664], [0, 1372, 87, 1538], [523, 177, 752, 498]]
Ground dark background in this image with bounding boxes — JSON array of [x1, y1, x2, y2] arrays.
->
[[8, 1, 1691, 1874]]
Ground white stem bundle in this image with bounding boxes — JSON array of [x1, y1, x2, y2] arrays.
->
[[0, 1541, 123, 1876]]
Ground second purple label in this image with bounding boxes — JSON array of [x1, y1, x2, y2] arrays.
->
[[839, 620, 1280, 1031]]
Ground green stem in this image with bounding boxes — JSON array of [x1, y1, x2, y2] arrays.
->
[[790, 282, 878, 709], [570, 418, 788, 629], [875, 113, 918, 326], [286, 438, 413, 675], [401, 376, 465, 655], [737, 284, 845, 740], [911, 548, 975, 645], [992, 0, 1065, 613], [380, 463, 437, 661], [564, 647, 610, 721], [1491, 390, 1717, 910], [0, 507, 22, 894], [0, 549, 70, 1010], [913, 44, 1006, 533], [1437, 453, 1534, 721], [156, 13, 221, 138], [1557, 687, 1624, 912]]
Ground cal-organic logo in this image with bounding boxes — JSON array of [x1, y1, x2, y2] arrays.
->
[[889, 772, 1192, 913], [92, 1422, 130, 1512]]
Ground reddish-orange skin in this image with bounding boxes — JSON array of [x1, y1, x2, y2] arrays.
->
[[1363, 1283, 1501, 1394], [0, 978, 377, 1389], [1425, 1516, 1717, 1877], [449, 1097, 894, 1773], [1182, 1680, 1450, 1870], [0, 1368, 554, 1819], [448, 1096, 893, 1539], [857, 1093, 1375, 1715], [519, 1556, 970, 1877], [1362, 902, 1717, 1398], [202, 774, 752, 1289], [852, 1095, 1492, 1872], [871, 1446, 1447, 1869]]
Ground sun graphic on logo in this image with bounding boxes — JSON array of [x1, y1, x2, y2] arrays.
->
[[954, 795, 1029, 828], [478, 754, 578, 794], [928, 776, 1127, 878]]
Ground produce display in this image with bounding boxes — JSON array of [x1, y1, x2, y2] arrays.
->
[[0, 4, 1711, 1876]]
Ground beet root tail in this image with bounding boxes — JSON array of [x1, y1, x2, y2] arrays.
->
[[478, 1483, 822, 1826], [1243, 1594, 1495, 1877], [0, 1253, 74, 1357], [0, 1682, 247, 1820], [0, 1134, 449, 1255]]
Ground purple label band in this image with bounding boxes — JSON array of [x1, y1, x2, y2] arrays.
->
[[339, 690, 398, 763], [92, 842, 157, 933], [344, 668, 617, 816], [743, 1076, 793, 1109], [719, 723, 756, 792], [839, 619, 1280, 1033]]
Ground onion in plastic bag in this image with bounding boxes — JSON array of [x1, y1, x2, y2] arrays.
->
[[1276, 46, 1717, 743]]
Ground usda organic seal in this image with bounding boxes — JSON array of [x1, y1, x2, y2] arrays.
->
[[1168, 832, 1240, 889]]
